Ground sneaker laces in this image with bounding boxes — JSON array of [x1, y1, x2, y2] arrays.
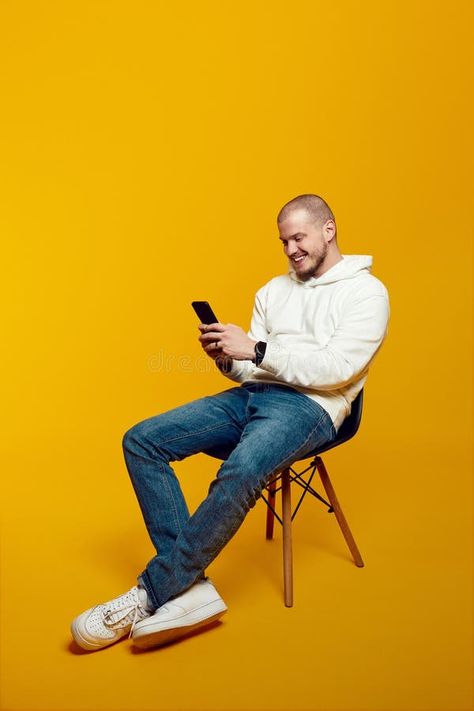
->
[[102, 586, 150, 639]]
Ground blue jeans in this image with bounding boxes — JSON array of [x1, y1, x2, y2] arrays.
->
[[122, 382, 337, 610]]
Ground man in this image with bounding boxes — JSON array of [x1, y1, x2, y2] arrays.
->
[[71, 194, 390, 652]]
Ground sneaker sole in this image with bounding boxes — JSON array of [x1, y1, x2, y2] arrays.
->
[[132, 599, 227, 649]]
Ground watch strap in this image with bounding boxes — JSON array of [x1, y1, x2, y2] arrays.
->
[[254, 341, 267, 367]]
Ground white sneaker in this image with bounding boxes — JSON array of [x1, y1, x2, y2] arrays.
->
[[71, 585, 152, 651], [132, 577, 227, 649]]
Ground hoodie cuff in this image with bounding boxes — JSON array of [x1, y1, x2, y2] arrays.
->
[[216, 356, 250, 381], [256, 340, 287, 376], [215, 355, 233, 374]]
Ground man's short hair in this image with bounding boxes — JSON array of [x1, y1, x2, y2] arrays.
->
[[277, 194, 337, 238]]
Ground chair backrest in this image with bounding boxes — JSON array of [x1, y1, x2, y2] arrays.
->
[[306, 388, 364, 458]]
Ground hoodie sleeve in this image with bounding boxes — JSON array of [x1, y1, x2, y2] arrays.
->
[[215, 286, 268, 383], [257, 286, 390, 391]]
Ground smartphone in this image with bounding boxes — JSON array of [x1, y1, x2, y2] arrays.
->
[[191, 301, 219, 325]]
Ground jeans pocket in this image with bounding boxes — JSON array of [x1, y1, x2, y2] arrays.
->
[[294, 392, 333, 427], [304, 411, 337, 456]]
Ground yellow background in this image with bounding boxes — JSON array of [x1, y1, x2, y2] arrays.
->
[[1, 1, 472, 710]]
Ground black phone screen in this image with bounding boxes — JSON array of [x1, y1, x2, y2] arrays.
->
[[191, 301, 219, 325]]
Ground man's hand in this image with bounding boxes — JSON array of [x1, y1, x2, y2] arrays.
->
[[198, 322, 257, 361]]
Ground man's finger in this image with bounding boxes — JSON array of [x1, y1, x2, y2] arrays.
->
[[200, 330, 224, 342], [197, 321, 220, 329], [203, 322, 224, 331]]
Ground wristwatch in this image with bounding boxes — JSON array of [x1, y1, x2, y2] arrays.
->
[[254, 341, 267, 367]]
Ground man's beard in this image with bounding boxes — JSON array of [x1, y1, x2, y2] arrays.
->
[[296, 242, 328, 281]]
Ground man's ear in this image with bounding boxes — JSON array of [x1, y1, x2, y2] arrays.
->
[[323, 219, 336, 241]]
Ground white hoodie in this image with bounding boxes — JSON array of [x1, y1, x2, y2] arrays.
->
[[217, 254, 390, 433]]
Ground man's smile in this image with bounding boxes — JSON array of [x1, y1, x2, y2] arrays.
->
[[292, 254, 307, 264]]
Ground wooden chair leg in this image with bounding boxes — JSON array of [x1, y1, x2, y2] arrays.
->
[[265, 476, 277, 539], [315, 457, 364, 567], [281, 467, 293, 606]]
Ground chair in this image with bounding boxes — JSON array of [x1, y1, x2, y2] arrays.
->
[[261, 388, 365, 607]]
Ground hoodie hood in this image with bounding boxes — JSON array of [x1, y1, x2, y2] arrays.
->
[[288, 254, 373, 287]]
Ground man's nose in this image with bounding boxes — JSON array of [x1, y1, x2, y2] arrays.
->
[[286, 243, 298, 256]]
